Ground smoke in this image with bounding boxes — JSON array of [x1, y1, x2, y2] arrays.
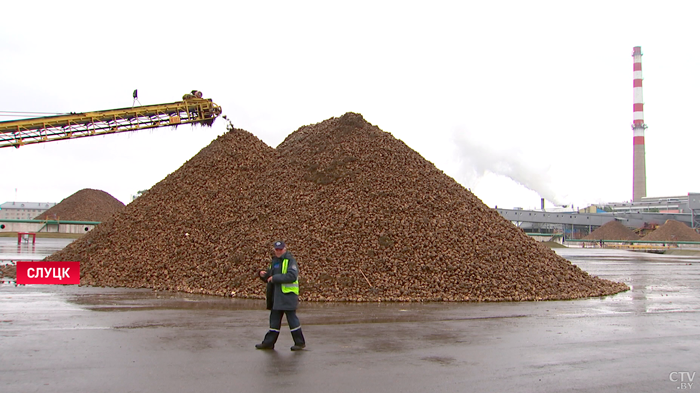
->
[[452, 129, 565, 207]]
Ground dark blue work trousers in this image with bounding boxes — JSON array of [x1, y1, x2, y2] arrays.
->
[[269, 309, 300, 330]]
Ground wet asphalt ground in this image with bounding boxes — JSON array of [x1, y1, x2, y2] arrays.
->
[[1, 242, 699, 393]]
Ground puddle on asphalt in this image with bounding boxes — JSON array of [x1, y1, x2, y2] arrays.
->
[[0, 237, 75, 262], [67, 289, 262, 312]]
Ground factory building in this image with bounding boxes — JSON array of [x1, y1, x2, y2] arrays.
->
[[602, 195, 694, 214], [0, 201, 56, 220]]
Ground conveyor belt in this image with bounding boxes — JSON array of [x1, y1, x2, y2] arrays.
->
[[0, 98, 222, 148]]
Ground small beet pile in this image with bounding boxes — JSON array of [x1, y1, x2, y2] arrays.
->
[[35, 189, 124, 222], [642, 220, 700, 242], [583, 220, 640, 241], [1, 264, 16, 280], [47, 113, 629, 301]]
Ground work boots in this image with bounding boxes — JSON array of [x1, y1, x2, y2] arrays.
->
[[255, 330, 279, 350], [290, 328, 306, 351]]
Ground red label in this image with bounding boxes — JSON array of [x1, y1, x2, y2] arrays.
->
[[16, 262, 80, 285]]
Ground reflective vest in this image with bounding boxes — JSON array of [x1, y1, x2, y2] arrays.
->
[[281, 258, 299, 295]]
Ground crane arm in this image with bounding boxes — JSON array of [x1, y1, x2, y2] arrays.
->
[[0, 97, 222, 148]]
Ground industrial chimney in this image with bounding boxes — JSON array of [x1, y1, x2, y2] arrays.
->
[[632, 46, 647, 202]]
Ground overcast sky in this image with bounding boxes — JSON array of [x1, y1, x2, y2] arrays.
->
[[1, 1, 699, 211]]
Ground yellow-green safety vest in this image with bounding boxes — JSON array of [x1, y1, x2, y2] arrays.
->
[[281, 258, 299, 295]]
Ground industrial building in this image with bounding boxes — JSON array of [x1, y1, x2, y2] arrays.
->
[[0, 201, 56, 220], [496, 193, 700, 240]]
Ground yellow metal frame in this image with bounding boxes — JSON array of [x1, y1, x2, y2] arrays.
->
[[0, 98, 222, 148]]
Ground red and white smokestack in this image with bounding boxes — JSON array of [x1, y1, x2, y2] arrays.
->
[[632, 46, 647, 202]]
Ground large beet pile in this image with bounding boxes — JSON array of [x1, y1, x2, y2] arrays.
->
[[48, 113, 628, 301], [35, 189, 124, 222], [583, 220, 640, 241], [642, 220, 700, 242]]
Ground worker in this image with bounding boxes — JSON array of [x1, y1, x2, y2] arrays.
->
[[255, 241, 306, 351]]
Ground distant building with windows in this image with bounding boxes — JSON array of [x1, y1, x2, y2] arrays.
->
[[600, 194, 693, 214], [0, 201, 56, 220]]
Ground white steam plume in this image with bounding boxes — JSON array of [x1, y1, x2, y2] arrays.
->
[[452, 130, 565, 207]]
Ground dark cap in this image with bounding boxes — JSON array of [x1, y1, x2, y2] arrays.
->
[[273, 241, 286, 250]]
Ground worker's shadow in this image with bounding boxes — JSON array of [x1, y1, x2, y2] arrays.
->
[[261, 348, 304, 375]]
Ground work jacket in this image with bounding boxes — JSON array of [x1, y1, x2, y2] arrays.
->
[[261, 251, 299, 310]]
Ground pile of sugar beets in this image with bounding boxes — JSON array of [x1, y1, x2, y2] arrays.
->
[[48, 113, 630, 301], [36, 189, 124, 222]]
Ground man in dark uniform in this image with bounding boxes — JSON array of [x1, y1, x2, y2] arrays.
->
[[255, 241, 306, 351]]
